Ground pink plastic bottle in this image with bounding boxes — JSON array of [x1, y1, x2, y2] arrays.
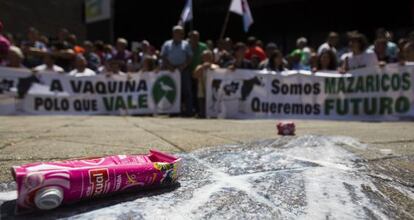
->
[[11, 149, 182, 214]]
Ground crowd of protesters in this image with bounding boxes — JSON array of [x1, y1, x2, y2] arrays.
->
[[1, 20, 414, 117]]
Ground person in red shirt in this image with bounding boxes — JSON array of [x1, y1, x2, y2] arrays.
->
[[67, 34, 85, 54], [244, 36, 266, 62]]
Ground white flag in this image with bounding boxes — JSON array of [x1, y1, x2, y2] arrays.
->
[[178, 0, 193, 25], [229, 0, 253, 32]]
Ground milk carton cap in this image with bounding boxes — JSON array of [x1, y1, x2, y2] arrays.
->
[[34, 187, 63, 210]]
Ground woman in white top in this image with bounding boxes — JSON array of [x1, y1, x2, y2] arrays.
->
[[340, 32, 378, 72], [104, 59, 126, 78], [69, 55, 96, 77], [33, 53, 64, 73]]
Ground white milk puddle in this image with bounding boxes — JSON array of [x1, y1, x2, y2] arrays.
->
[[1, 135, 412, 219]]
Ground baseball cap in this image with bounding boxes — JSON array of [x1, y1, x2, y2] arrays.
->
[[117, 38, 128, 45], [266, 42, 278, 50], [172, 25, 184, 32]]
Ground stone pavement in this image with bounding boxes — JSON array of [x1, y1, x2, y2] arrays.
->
[[0, 116, 413, 219], [0, 116, 413, 183]]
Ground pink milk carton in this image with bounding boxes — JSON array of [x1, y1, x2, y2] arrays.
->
[[277, 121, 296, 136], [11, 149, 182, 214]]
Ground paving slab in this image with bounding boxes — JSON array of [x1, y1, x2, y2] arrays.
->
[[0, 116, 413, 219], [0, 135, 413, 219]]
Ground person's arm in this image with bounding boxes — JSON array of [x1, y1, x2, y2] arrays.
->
[[339, 55, 349, 73], [160, 42, 175, 71], [193, 62, 211, 79], [193, 64, 204, 79], [179, 43, 193, 71], [51, 49, 76, 60], [226, 59, 237, 71], [162, 56, 175, 71], [179, 57, 192, 71], [23, 47, 48, 57]]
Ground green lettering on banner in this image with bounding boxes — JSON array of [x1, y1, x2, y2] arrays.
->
[[350, 98, 362, 115], [346, 77, 355, 93], [336, 99, 348, 115], [337, 78, 346, 93], [324, 99, 335, 115], [324, 78, 336, 94], [381, 74, 390, 92], [365, 75, 374, 92], [139, 94, 148, 108], [395, 96, 410, 113], [363, 98, 377, 115], [391, 74, 401, 91], [103, 97, 113, 111], [127, 95, 137, 109], [379, 97, 393, 115], [115, 96, 127, 110], [375, 74, 381, 92], [354, 76, 365, 93], [402, 72, 411, 91]]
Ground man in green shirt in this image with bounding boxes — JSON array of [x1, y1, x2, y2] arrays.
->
[[189, 31, 208, 73]]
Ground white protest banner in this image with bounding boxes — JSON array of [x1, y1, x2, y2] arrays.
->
[[206, 64, 414, 121], [0, 67, 181, 115]]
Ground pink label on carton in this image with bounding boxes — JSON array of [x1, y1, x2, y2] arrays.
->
[[11, 149, 182, 214]]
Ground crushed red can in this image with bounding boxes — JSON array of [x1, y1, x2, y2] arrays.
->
[[276, 121, 296, 136], [11, 149, 182, 214]]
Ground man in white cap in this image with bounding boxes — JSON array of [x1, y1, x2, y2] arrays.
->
[[112, 37, 131, 72]]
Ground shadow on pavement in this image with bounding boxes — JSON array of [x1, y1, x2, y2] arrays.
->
[[0, 182, 181, 220]]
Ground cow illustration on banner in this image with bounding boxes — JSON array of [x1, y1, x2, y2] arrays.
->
[[210, 73, 265, 115]]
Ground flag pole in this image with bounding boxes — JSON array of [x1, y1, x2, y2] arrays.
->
[[190, 0, 194, 31], [219, 1, 232, 40]]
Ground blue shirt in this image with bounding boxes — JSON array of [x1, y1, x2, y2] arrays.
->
[[161, 40, 193, 66]]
